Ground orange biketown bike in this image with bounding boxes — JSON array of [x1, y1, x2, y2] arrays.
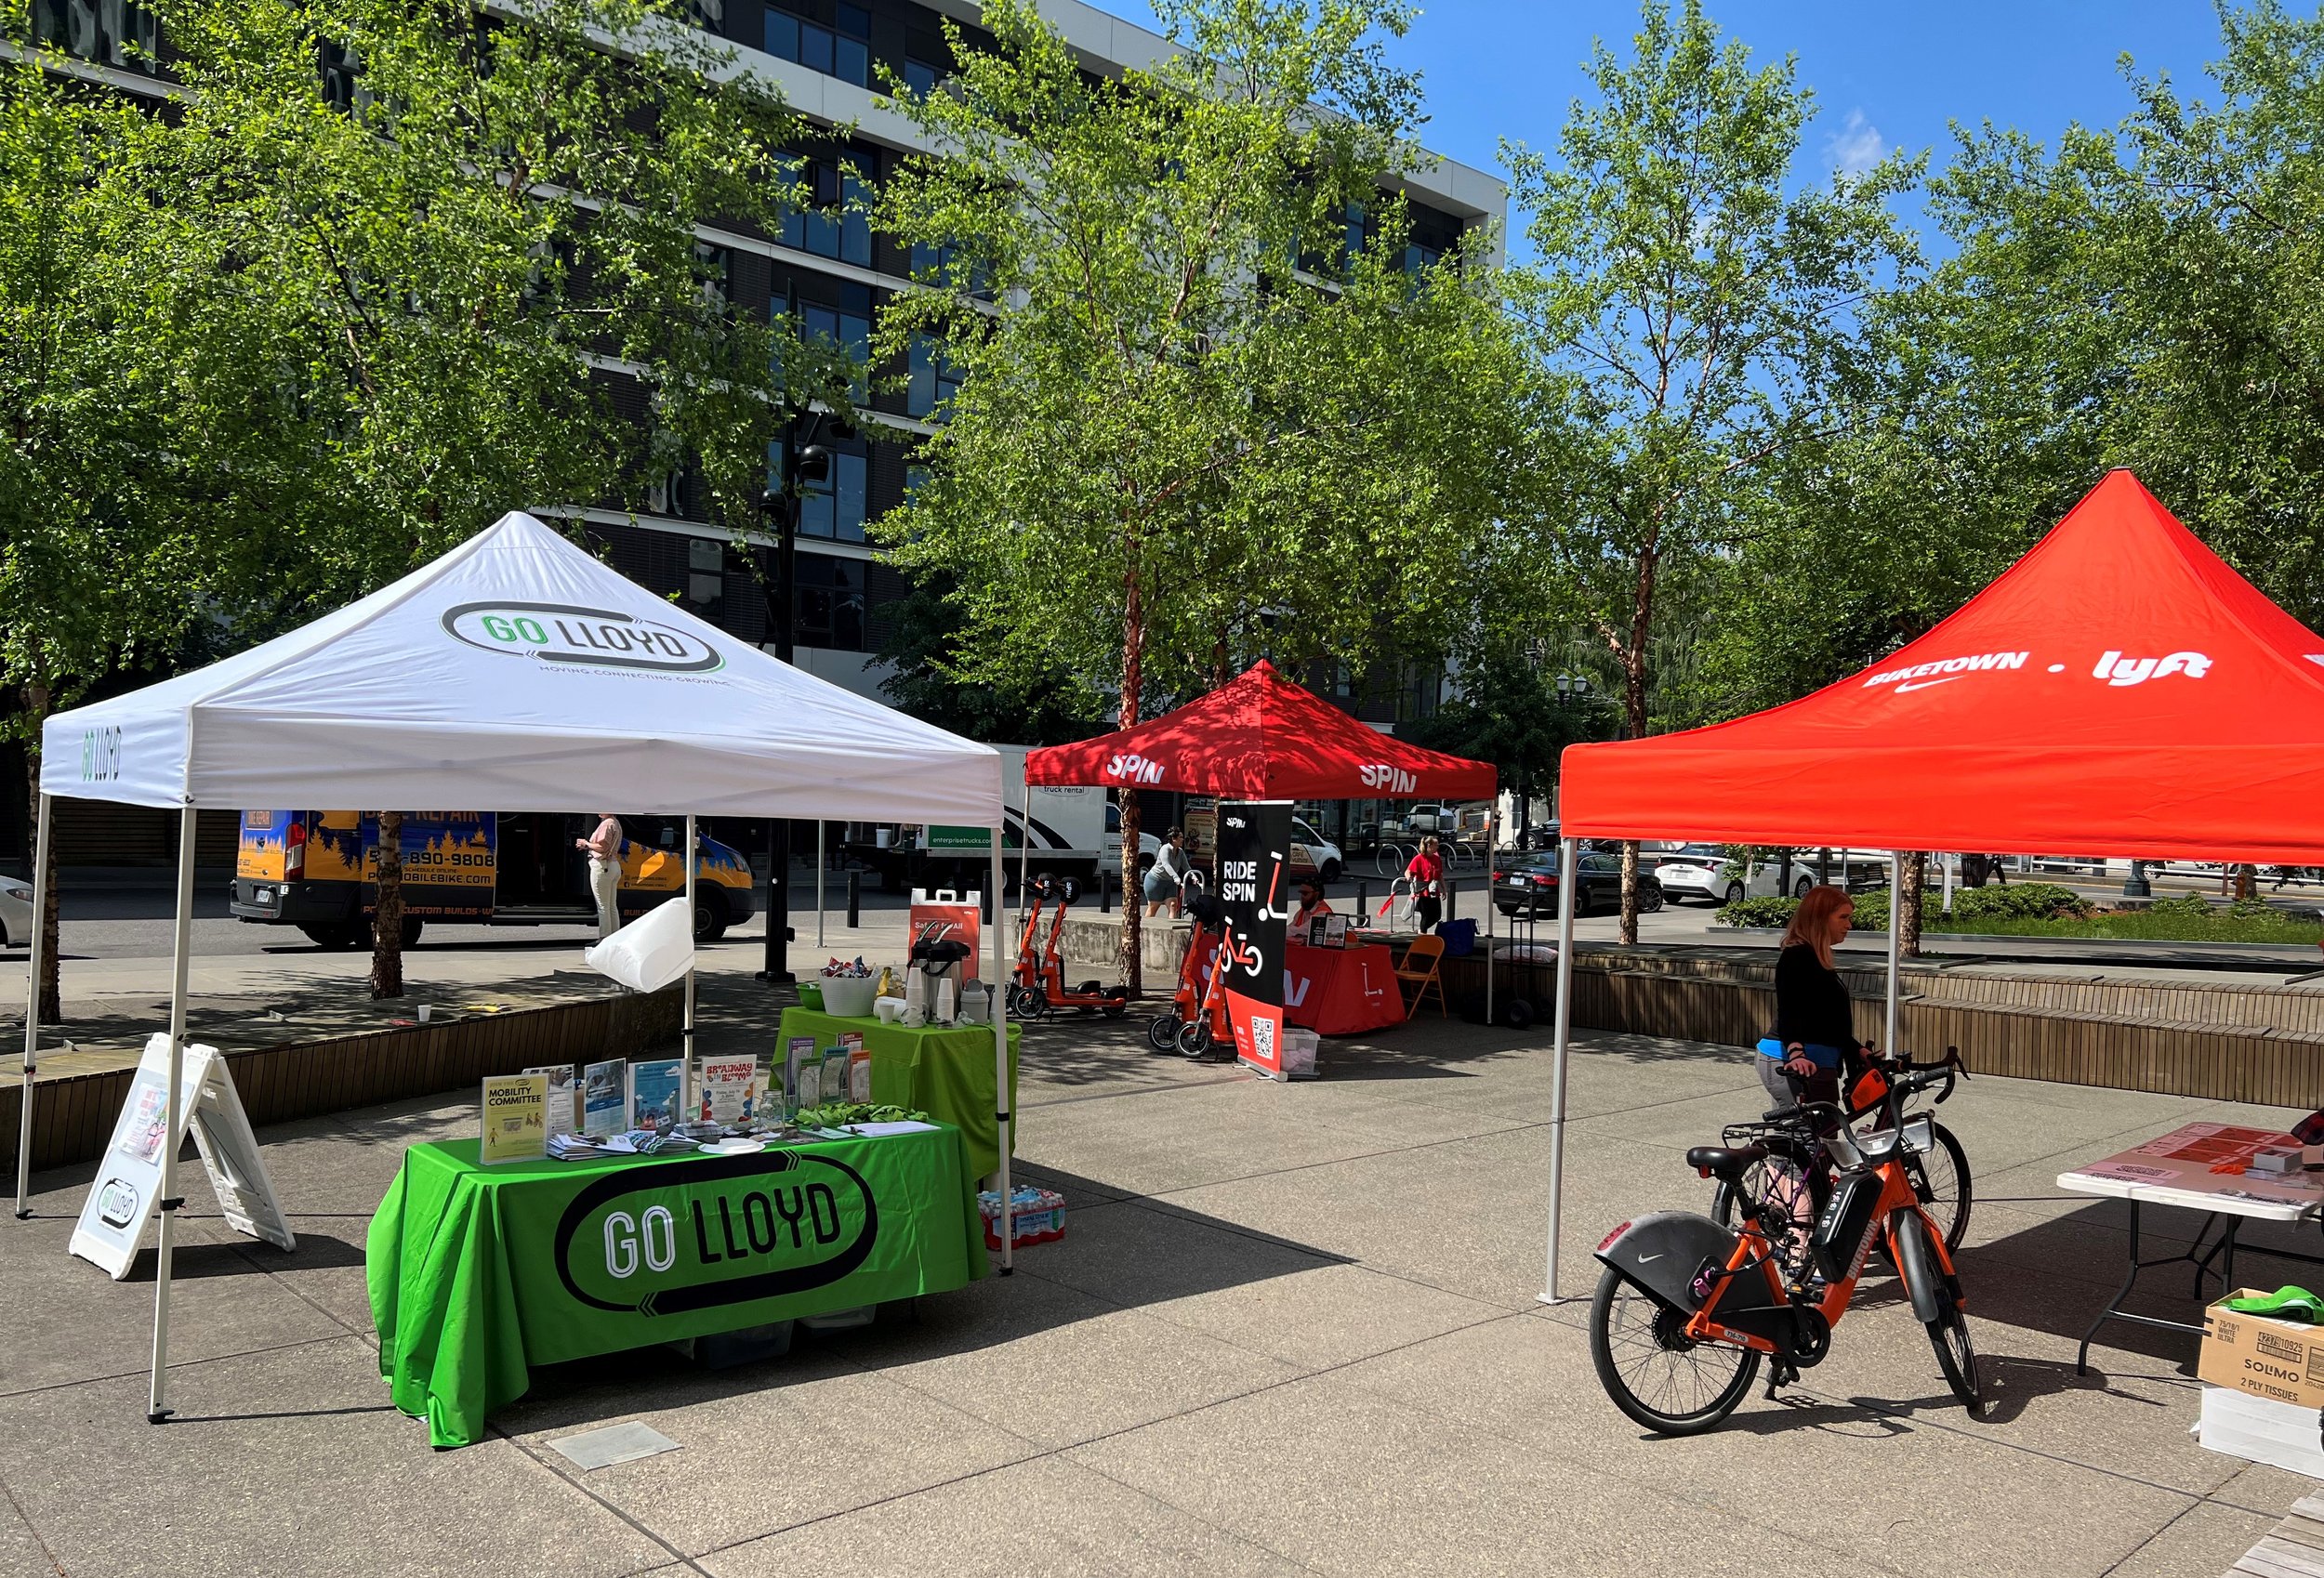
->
[[1588, 1064, 1984, 1434]]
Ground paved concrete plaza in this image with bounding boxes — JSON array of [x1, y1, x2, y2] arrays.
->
[[2, 982, 2317, 1575]]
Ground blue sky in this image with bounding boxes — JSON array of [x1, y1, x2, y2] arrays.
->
[[1118, 0, 2237, 244]]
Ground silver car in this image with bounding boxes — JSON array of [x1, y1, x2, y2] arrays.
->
[[0, 874, 31, 947]]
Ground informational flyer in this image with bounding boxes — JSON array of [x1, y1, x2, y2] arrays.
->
[[523, 1063, 578, 1138], [627, 1058, 684, 1133], [480, 1072, 548, 1165], [582, 1059, 627, 1137], [697, 1058, 758, 1126]]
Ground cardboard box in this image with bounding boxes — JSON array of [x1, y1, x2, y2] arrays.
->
[[2199, 1385, 2324, 1479], [2201, 1291, 2324, 1410]]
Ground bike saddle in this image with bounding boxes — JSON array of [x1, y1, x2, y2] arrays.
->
[[1685, 1144, 1767, 1181]]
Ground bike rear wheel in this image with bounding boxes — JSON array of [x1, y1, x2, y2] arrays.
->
[[1588, 1266, 1761, 1435]]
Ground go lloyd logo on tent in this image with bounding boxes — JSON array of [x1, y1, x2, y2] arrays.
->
[[553, 1151, 877, 1317], [2093, 650, 2212, 687], [1105, 753, 1166, 784], [1358, 764, 1418, 793], [1860, 651, 2028, 693], [442, 601, 722, 674], [78, 725, 123, 783]]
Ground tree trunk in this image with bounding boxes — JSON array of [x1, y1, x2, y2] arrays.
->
[[2234, 862, 2258, 901], [1897, 850, 1925, 959], [1616, 551, 1655, 946], [1115, 566, 1145, 994], [370, 810, 405, 999], [20, 681, 60, 1024]]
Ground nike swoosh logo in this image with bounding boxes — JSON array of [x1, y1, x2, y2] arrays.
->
[[1634, 1253, 1660, 1263], [1894, 677, 1960, 693]]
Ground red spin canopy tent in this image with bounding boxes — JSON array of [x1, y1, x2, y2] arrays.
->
[[1537, 468, 2324, 1303], [1559, 468, 2324, 864], [1025, 659, 1497, 801]]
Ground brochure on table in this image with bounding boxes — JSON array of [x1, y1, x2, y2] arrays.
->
[[481, 1072, 549, 1165], [523, 1064, 578, 1137], [70, 1033, 296, 1280]]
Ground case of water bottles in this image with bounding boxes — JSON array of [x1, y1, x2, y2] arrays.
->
[[979, 1185, 1066, 1251]]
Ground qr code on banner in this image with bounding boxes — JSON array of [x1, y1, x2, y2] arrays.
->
[[1250, 1017, 1276, 1062]]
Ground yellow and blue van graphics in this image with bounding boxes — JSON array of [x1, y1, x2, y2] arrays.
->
[[232, 810, 754, 947]]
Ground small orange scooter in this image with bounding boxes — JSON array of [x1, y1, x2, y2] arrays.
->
[[1149, 873, 1226, 1054], [1011, 875, 1129, 1020]]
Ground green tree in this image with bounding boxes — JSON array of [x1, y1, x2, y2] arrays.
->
[[874, 576, 1106, 745], [1396, 643, 1616, 838], [152, 0, 838, 994], [870, 0, 1524, 985], [0, 36, 306, 1019], [1501, 0, 1919, 941], [1915, 1, 2324, 619]]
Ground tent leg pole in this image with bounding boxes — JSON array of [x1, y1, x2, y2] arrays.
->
[[1484, 802, 1495, 1027], [684, 816, 698, 1115], [16, 793, 51, 1219], [1540, 835, 1578, 1305], [1884, 849, 1902, 1055], [815, 823, 825, 950], [149, 804, 196, 1424], [990, 832, 1012, 1275], [1016, 785, 1031, 924]]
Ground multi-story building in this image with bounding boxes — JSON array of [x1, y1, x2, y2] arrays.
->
[[12, 1, 1500, 729], [583, 0, 1509, 705]]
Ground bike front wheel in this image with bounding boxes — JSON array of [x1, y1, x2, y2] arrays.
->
[[1907, 1121, 1973, 1252], [1588, 1266, 1760, 1436]]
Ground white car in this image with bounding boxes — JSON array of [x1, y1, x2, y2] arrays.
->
[[0, 874, 31, 946], [1651, 847, 1816, 906], [1286, 816, 1344, 882]]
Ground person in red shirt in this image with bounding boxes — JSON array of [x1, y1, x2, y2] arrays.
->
[[1291, 879, 1333, 936], [1404, 835, 1446, 934]]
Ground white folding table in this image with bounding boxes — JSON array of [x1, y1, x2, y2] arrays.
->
[[2058, 1122, 2324, 1374]]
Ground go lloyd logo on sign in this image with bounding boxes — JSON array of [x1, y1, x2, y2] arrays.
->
[[1106, 753, 1166, 784], [552, 1150, 877, 1318], [78, 725, 124, 782], [2093, 650, 2212, 687], [442, 601, 722, 674]]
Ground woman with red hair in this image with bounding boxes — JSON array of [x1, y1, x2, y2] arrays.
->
[[1756, 884, 1870, 1107]]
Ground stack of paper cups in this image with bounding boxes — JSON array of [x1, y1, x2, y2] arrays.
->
[[934, 979, 957, 1025]]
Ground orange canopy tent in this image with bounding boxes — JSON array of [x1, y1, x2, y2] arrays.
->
[[1538, 470, 2324, 1297]]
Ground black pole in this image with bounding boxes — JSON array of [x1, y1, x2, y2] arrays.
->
[[847, 869, 860, 928], [757, 427, 806, 984]]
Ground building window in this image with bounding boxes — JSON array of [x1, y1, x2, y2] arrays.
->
[[684, 0, 724, 34], [32, 0, 161, 73], [781, 159, 872, 270], [694, 242, 732, 316], [764, 3, 869, 87], [907, 335, 963, 419], [685, 536, 724, 607], [902, 57, 941, 97], [793, 554, 867, 651]]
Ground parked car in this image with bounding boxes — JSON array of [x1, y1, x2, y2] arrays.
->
[[1651, 847, 1817, 905], [0, 873, 29, 946], [1287, 816, 1344, 882], [1494, 850, 1663, 918]]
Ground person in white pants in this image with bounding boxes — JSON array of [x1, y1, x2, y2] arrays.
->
[[576, 813, 624, 938]]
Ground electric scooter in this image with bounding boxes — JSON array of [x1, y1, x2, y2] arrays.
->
[[1148, 873, 1224, 1053], [1008, 876, 1057, 1017], [1017, 876, 1129, 1019]]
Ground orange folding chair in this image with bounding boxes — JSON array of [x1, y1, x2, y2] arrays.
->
[[1393, 935, 1447, 1019]]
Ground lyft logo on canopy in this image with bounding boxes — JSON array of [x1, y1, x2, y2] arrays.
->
[[1358, 764, 1418, 794], [2093, 651, 2212, 687], [1106, 753, 1166, 784]]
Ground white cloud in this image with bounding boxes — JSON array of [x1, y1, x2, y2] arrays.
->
[[1826, 109, 1885, 179]]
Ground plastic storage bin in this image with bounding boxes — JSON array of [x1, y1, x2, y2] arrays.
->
[[1281, 1028, 1319, 1078], [818, 975, 878, 1017]]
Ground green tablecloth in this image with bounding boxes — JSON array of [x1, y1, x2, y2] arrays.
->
[[367, 1125, 981, 1449], [777, 1009, 1021, 1180]]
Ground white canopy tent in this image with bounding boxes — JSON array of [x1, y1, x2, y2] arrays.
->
[[20, 510, 1009, 1422]]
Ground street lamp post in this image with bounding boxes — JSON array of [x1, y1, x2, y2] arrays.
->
[[2123, 858, 2152, 900], [756, 415, 832, 984]]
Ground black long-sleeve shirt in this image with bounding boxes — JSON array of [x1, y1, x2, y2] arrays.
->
[[1774, 943, 1856, 1051]]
